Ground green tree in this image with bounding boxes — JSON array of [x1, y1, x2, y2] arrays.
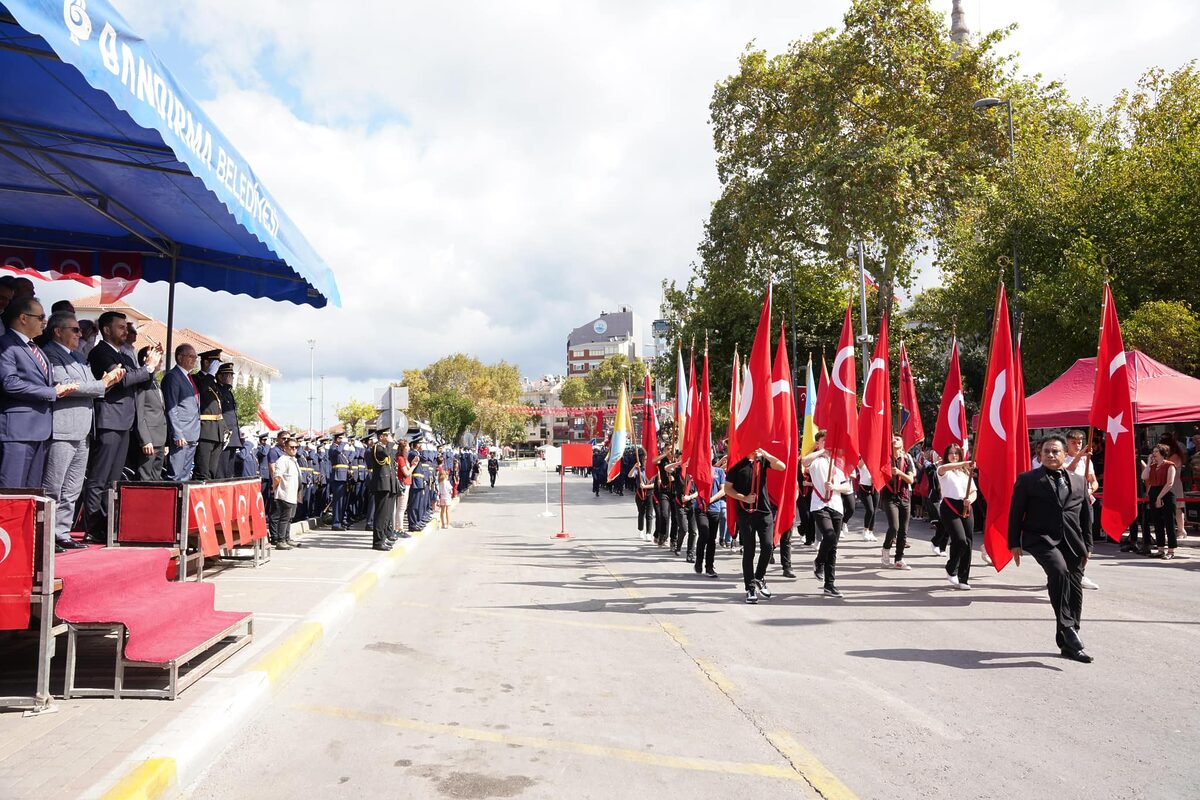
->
[[427, 389, 478, 443], [1123, 300, 1200, 376], [585, 354, 647, 399], [559, 376, 598, 407], [336, 399, 377, 437], [232, 377, 263, 427]]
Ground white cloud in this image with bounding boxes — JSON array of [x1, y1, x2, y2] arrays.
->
[[67, 0, 1194, 427]]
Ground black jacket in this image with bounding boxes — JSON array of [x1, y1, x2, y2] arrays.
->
[[1007, 466, 1092, 558], [367, 443, 400, 494]]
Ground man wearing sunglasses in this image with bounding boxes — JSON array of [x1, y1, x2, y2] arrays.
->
[[0, 298, 79, 490], [42, 312, 124, 550]]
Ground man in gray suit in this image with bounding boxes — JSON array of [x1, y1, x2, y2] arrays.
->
[[161, 344, 201, 481], [41, 312, 123, 549], [132, 345, 168, 480]]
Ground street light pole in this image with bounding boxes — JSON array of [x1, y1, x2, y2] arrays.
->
[[319, 375, 325, 431], [857, 240, 872, 380], [307, 339, 316, 432], [973, 96, 1021, 331]]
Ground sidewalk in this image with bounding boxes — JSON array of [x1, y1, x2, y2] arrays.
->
[[0, 498, 458, 800]]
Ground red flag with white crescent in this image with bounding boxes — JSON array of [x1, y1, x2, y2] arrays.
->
[[641, 373, 659, 481], [975, 285, 1018, 571], [857, 315, 893, 486], [825, 303, 860, 474], [766, 326, 798, 540], [1089, 285, 1136, 541], [897, 342, 925, 449], [729, 286, 774, 467], [99, 253, 142, 303], [933, 339, 967, 457], [689, 349, 715, 511], [681, 348, 697, 478], [0, 498, 36, 631]]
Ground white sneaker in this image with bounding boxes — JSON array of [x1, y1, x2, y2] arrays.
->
[[947, 575, 960, 587], [956, 582, 972, 591], [894, 561, 912, 571], [1081, 575, 1100, 590], [930, 542, 941, 556], [880, 549, 890, 566], [981, 550, 993, 566]]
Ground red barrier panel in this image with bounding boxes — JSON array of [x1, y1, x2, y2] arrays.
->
[[117, 485, 179, 544], [187, 486, 221, 558]]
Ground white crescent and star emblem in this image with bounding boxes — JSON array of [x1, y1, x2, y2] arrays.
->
[[1109, 351, 1126, 378], [0, 526, 10, 565], [771, 379, 791, 397], [862, 357, 886, 414], [194, 501, 209, 531], [735, 373, 754, 427], [831, 346, 856, 395], [947, 392, 965, 440], [237, 495, 249, 519], [987, 370, 1008, 441], [1106, 411, 1128, 443]]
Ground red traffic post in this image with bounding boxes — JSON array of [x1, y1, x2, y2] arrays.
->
[[554, 443, 593, 540]]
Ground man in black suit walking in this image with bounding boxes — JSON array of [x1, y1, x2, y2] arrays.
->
[[1008, 434, 1094, 663], [82, 311, 161, 540]]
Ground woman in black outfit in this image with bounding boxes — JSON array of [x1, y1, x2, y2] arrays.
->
[[880, 436, 916, 569]]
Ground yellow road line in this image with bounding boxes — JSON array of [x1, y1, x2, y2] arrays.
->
[[766, 731, 860, 800], [391, 600, 658, 634], [99, 757, 176, 800], [659, 621, 689, 646], [251, 622, 324, 685], [342, 572, 379, 599], [301, 705, 809, 784], [694, 659, 735, 695]]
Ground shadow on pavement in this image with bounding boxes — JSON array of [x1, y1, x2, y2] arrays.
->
[[845, 647, 1065, 671]]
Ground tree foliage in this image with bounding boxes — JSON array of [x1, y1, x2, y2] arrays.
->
[[584, 354, 648, 398], [335, 399, 377, 437], [427, 389, 478, 443], [400, 353, 525, 444], [558, 376, 598, 407], [1122, 300, 1200, 376], [232, 377, 262, 427]]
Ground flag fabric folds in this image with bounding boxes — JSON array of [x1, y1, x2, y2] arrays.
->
[[606, 383, 632, 482], [767, 327, 798, 541], [1089, 285, 1137, 541], [825, 302, 860, 473], [0, 497, 36, 630], [681, 348, 697, 478], [815, 353, 831, 429], [857, 315, 893, 487], [1013, 333, 1030, 474], [689, 348, 715, 510], [729, 286, 774, 467], [897, 342, 925, 450], [726, 346, 741, 539], [932, 339, 967, 457], [641, 373, 659, 481], [801, 358, 818, 456], [676, 346, 689, 454], [975, 285, 1019, 571]]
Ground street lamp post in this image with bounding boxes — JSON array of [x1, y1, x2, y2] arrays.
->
[[973, 96, 1021, 329], [307, 339, 316, 432]]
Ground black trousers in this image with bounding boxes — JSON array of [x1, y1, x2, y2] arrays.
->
[[133, 445, 165, 481], [739, 510, 774, 589], [1149, 487, 1177, 549], [683, 505, 697, 556], [881, 490, 910, 562], [83, 428, 130, 536], [270, 499, 295, 543], [813, 506, 843, 588], [372, 490, 394, 547], [194, 440, 222, 480], [778, 524, 792, 571], [941, 499, 973, 583], [695, 508, 719, 572], [635, 492, 653, 532], [798, 496, 814, 545], [669, 502, 684, 551], [652, 495, 669, 544], [489, 470, 497, 487], [1030, 545, 1085, 639], [857, 486, 878, 532]]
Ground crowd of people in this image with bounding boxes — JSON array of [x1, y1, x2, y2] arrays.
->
[[587, 423, 1195, 663]]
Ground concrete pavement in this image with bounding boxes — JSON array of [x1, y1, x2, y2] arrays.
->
[[185, 467, 1200, 800]]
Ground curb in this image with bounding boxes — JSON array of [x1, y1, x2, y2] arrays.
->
[[85, 495, 464, 800]]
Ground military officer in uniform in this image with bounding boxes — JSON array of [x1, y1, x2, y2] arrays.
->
[[256, 432, 273, 510], [329, 431, 350, 529], [193, 350, 228, 479], [368, 429, 400, 550], [216, 361, 241, 478], [316, 437, 331, 520], [363, 432, 377, 527]]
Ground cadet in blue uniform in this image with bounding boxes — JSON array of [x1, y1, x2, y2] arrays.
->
[[216, 362, 241, 479], [316, 437, 330, 519], [329, 432, 350, 529], [236, 427, 259, 477]]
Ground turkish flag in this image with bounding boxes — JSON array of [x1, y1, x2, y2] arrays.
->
[[1089, 285, 1137, 541], [730, 287, 774, 467], [814, 353, 831, 429], [640, 373, 659, 481], [932, 339, 968, 457], [975, 285, 1018, 571], [857, 315, 893, 487], [234, 482, 255, 545], [99, 253, 142, 303], [211, 483, 236, 550], [1013, 334, 1030, 474], [726, 346, 741, 537], [767, 327, 798, 541], [681, 348, 697, 478], [0, 498, 36, 631], [48, 251, 98, 286], [1, 249, 44, 279], [825, 303, 860, 474], [897, 342, 925, 449], [187, 485, 220, 557], [257, 405, 281, 431], [251, 489, 270, 540], [689, 348, 715, 511]]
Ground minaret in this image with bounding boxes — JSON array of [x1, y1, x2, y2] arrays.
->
[[951, 0, 971, 47]]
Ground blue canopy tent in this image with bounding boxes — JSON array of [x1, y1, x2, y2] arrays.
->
[[0, 0, 339, 362]]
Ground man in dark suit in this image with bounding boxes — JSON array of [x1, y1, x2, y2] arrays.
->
[[131, 346, 168, 480], [368, 429, 400, 550], [1008, 434, 1094, 663], [0, 298, 79, 489], [82, 310, 161, 540], [161, 344, 201, 481]]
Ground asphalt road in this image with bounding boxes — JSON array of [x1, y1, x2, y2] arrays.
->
[[187, 467, 1199, 800]]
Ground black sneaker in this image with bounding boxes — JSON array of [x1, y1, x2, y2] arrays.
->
[[814, 565, 824, 582], [823, 586, 844, 599], [782, 570, 796, 578], [705, 570, 719, 578], [693, 562, 702, 574], [755, 579, 773, 599], [745, 585, 758, 604]]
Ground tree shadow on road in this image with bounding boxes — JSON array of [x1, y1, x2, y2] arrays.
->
[[845, 647, 1065, 671]]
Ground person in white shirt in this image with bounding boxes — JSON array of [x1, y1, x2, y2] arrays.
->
[[1064, 430, 1101, 590], [856, 457, 878, 542], [937, 443, 978, 589], [270, 436, 301, 550], [802, 431, 855, 599]]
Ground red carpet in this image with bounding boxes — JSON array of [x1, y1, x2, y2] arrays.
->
[[54, 548, 250, 663]]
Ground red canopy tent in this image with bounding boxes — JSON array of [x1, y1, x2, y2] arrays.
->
[[1026, 351, 1200, 428]]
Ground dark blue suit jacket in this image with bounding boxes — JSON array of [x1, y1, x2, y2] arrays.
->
[[87, 341, 152, 432], [0, 329, 55, 441]]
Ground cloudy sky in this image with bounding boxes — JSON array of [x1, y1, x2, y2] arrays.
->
[[36, 0, 1197, 428]]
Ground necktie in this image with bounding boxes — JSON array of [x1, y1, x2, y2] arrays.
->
[[1053, 470, 1066, 502], [188, 373, 199, 397], [28, 341, 48, 377]]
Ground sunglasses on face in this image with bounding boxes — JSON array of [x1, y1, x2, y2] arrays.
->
[[22, 312, 46, 322]]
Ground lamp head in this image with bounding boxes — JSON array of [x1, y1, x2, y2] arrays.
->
[[973, 97, 1004, 111]]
